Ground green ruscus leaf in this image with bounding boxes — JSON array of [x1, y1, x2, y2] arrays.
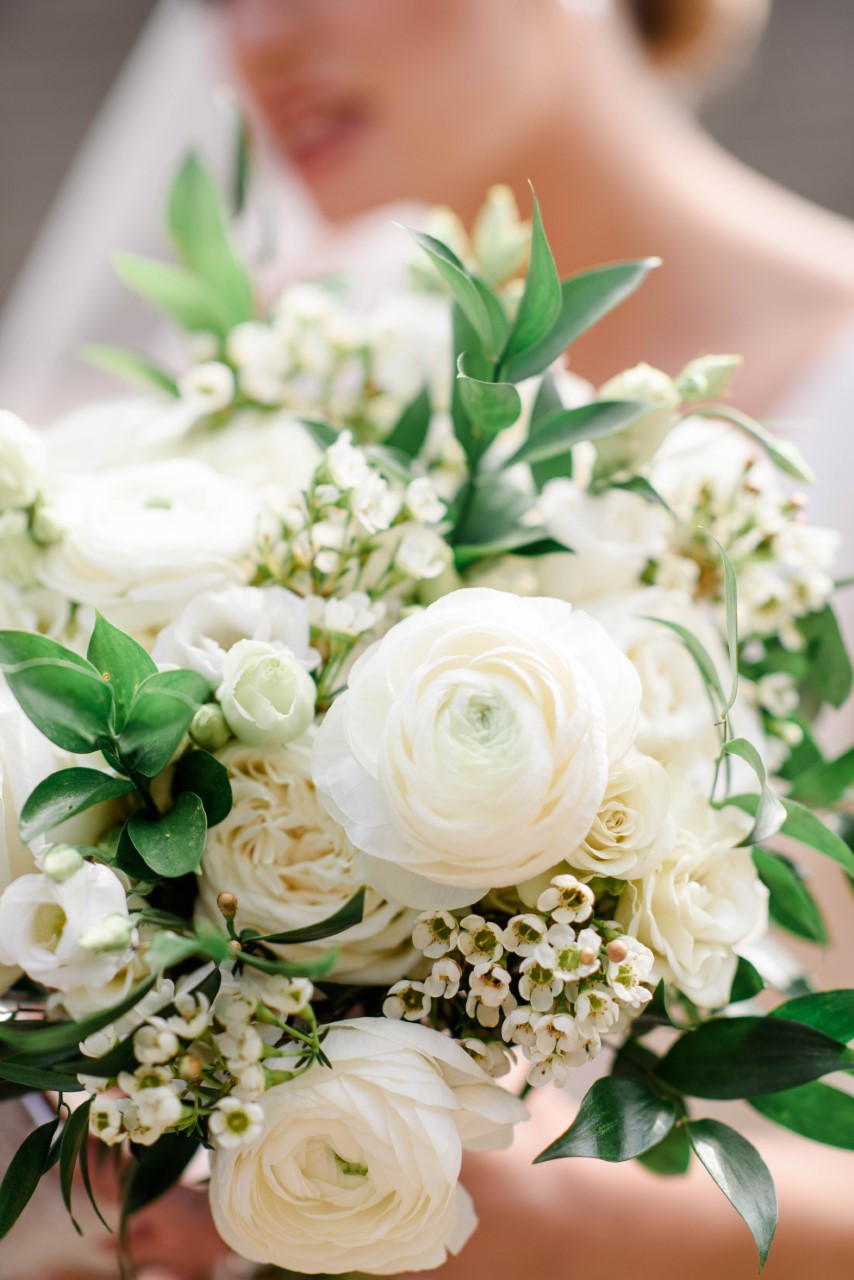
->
[[87, 612, 157, 731], [59, 1099, 93, 1234], [0, 1113, 60, 1238], [752, 849, 828, 943], [0, 632, 113, 752], [128, 791, 208, 878], [534, 1077, 676, 1164], [18, 767, 136, 842], [687, 1119, 777, 1270], [117, 669, 211, 777]]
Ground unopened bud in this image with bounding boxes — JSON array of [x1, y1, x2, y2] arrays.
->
[[42, 844, 84, 883], [176, 1053, 202, 1081], [217, 891, 238, 919], [579, 947, 598, 967], [30, 502, 63, 545], [676, 354, 743, 403], [229, 939, 243, 953], [606, 939, 629, 964], [189, 703, 231, 751], [80, 912, 135, 954]]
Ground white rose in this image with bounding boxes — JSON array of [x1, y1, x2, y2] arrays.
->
[[208, 1017, 527, 1276], [569, 751, 675, 880], [218, 640, 316, 747], [153, 584, 316, 686], [0, 860, 133, 992], [538, 481, 671, 604], [617, 786, 767, 1008], [313, 588, 641, 907], [38, 459, 261, 634], [0, 410, 45, 510], [196, 736, 418, 984]]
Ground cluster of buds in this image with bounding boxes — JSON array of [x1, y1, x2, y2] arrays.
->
[[384, 874, 655, 1087]]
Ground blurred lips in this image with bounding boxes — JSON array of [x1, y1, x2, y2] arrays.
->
[[256, 81, 373, 175]]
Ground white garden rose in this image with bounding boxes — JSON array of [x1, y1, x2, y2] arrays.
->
[[617, 786, 767, 1008], [218, 639, 317, 747], [0, 410, 45, 510], [153, 584, 316, 686], [313, 588, 641, 908], [208, 1017, 528, 1275], [197, 736, 418, 983], [568, 751, 675, 880], [38, 459, 261, 634], [0, 859, 133, 992]]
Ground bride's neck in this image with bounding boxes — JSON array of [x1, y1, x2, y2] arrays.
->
[[463, 17, 854, 412]]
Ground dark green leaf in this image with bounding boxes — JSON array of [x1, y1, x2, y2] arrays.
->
[[128, 791, 207, 878], [121, 1133, 199, 1222], [59, 1099, 92, 1234], [78, 1121, 111, 1232], [657, 1016, 854, 1099], [167, 153, 254, 326], [113, 821, 153, 881], [82, 345, 179, 397], [505, 400, 649, 469], [786, 745, 854, 808], [753, 849, 828, 943], [0, 631, 112, 752], [500, 258, 659, 383], [499, 192, 560, 368], [729, 956, 765, 1004], [691, 405, 814, 485], [88, 613, 157, 730], [750, 1082, 854, 1149], [721, 740, 786, 845], [687, 1119, 777, 1270], [527, 372, 572, 489], [0, 975, 156, 1052], [0, 1058, 84, 1092], [246, 888, 366, 945], [172, 750, 232, 827], [118, 669, 211, 777], [610, 476, 673, 512], [534, 1077, 676, 1164], [383, 387, 432, 458], [0, 1114, 60, 1239], [19, 768, 136, 842], [454, 527, 561, 568], [730, 792, 854, 877], [405, 229, 505, 357], [238, 947, 340, 980], [769, 988, 854, 1042], [798, 605, 853, 709], [456, 356, 522, 440], [299, 417, 338, 449], [636, 1123, 693, 1176], [453, 473, 534, 547], [113, 252, 233, 336], [449, 303, 492, 466]]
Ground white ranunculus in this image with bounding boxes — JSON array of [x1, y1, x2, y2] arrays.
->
[[537, 480, 671, 603], [617, 787, 767, 1008], [0, 860, 133, 992], [197, 736, 418, 983], [313, 588, 641, 908], [152, 585, 316, 686], [569, 751, 675, 880], [0, 411, 45, 510], [218, 640, 317, 747], [38, 459, 261, 634], [208, 1017, 527, 1276], [189, 413, 321, 516]]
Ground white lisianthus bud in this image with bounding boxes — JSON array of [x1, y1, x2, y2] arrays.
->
[[595, 363, 681, 475], [383, 980, 431, 1022], [190, 703, 232, 750], [394, 527, 452, 580], [405, 477, 445, 524], [41, 844, 84, 884], [0, 410, 45, 510], [80, 912, 136, 954], [676, 354, 743, 403], [218, 639, 317, 747], [209, 1096, 265, 1150], [326, 431, 371, 490], [178, 361, 235, 414], [471, 184, 530, 286]]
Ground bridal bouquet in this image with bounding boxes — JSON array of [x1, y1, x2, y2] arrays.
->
[[1, 157, 854, 1277]]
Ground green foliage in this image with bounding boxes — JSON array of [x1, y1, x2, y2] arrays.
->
[[730, 792, 854, 877], [534, 1077, 676, 1164], [503, 400, 649, 469], [383, 387, 432, 458], [172, 749, 233, 827], [786, 744, 854, 808], [0, 1058, 85, 1092], [636, 1123, 693, 1177], [18, 767, 136, 842], [720, 739, 786, 845], [406, 229, 506, 359], [687, 1119, 777, 1270], [59, 1099, 93, 1234], [498, 192, 561, 370], [88, 613, 158, 729], [729, 956, 765, 1004], [116, 669, 211, 778], [456, 356, 522, 444], [128, 791, 208, 878], [83, 345, 179, 397], [769, 988, 854, 1041], [244, 889, 366, 946], [691, 404, 814, 484], [0, 1113, 60, 1239], [0, 631, 114, 752], [798, 605, 853, 710], [750, 1082, 854, 1150], [113, 252, 234, 336], [752, 849, 828, 944]]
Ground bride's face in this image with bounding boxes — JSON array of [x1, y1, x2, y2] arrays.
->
[[223, 0, 554, 219]]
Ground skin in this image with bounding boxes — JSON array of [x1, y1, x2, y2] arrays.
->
[[222, 0, 854, 416]]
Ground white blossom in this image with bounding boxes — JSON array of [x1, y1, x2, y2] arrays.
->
[[134, 1024, 180, 1066], [233, 1063, 267, 1102], [547, 924, 603, 982], [209, 1096, 265, 1150], [459, 1038, 513, 1078], [393, 527, 452, 580], [326, 432, 371, 490], [502, 914, 549, 957], [158, 991, 212, 1040], [179, 361, 235, 415], [89, 1096, 125, 1146], [412, 909, 460, 959], [215, 1024, 264, 1069], [536, 874, 595, 925], [501, 1005, 538, 1049], [518, 947, 563, 1013], [383, 980, 432, 1022], [405, 478, 445, 524], [457, 915, 505, 965], [424, 957, 462, 1000]]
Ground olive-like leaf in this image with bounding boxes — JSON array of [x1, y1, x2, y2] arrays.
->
[[18, 767, 136, 842], [687, 1119, 777, 1270], [534, 1077, 676, 1164], [128, 791, 207, 878]]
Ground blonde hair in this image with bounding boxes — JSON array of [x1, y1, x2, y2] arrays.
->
[[627, 0, 771, 83]]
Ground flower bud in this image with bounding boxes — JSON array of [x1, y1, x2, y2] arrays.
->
[[219, 640, 317, 748], [42, 844, 84, 883], [30, 502, 63, 546], [676, 354, 743, 403], [176, 1052, 203, 1081], [606, 939, 629, 964], [80, 912, 135, 954], [594, 363, 681, 477], [217, 891, 239, 919], [190, 703, 231, 751], [472, 185, 530, 287], [0, 410, 44, 511], [178, 361, 235, 415]]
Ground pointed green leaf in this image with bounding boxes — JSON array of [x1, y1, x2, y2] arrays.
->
[[117, 669, 211, 777], [730, 792, 854, 876], [527, 372, 573, 489], [172, 749, 232, 828], [245, 888, 366, 946], [786, 745, 854, 808], [729, 956, 765, 1005], [611, 476, 673, 512], [534, 1077, 676, 1164], [0, 1114, 60, 1239], [384, 386, 432, 458], [18, 767, 135, 842], [750, 1082, 854, 1149], [59, 1098, 92, 1234], [769, 988, 854, 1042], [721, 739, 786, 845], [691, 405, 813, 484], [456, 355, 522, 441], [499, 192, 561, 367], [88, 613, 157, 730], [687, 1119, 777, 1270], [238, 947, 340, 980], [128, 791, 207, 878], [113, 252, 233, 336], [167, 152, 254, 325], [505, 400, 650, 469], [0, 631, 113, 752], [798, 605, 853, 710], [82, 345, 179, 397], [753, 849, 828, 943], [644, 617, 726, 708], [636, 1123, 693, 1176], [0, 1059, 85, 1092], [406, 228, 505, 357], [0, 974, 157, 1052]]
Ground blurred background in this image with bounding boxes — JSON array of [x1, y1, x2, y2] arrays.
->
[[1, 0, 854, 311]]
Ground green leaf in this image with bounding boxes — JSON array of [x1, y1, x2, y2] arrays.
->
[[245, 888, 366, 946], [456, 355, 522, 442], [452, 472, 534, 549], [299, 417, 338, 449], [769, 988, 854, 1042], [0, 974, 156, 1052], [730, 792, 854, 877], [785, 745, 854, 808], [238, 947, 340, 980], [645, 617, 726, 708], [449, 303, 492, 466], [534, 1077, 676, 1164], [0, 1058, 85, 1092], [656, 1016, 854, 1099], [504, 400, 650, 469], [405, 228, 505, 357], [167, 153, 255, 326], [0, 631, 113, 752], [59, 1098, 92, 1234], [798, 605, 853, 710], [691, 405, 814, 485], [636, 1123, 693, 1177], [82, 345, 179, 397], [113, 252, 234, 336], [499, 192, 560, 369], [0, 1114, 60, 1239], [172, 749, 232, 827], [729, 956, 765, 1004], [128, 791, 207, 878], [117, 669, 211, 777], [527, 372, 573, 489], [78, 1120, 111, 1232], [88, 613, 158, 731], [687, 1119, 777, 1270], [750, 1082, 854, 1150], [383, 387, 432, 458], [121, 1133, 199, 1223], [454, 527, 563, 568], [18, 768, 135, 842], [753, 849, 828, 944], [721, 739, 786, 845], [610, 476, 673, 513], [499, 258, 659, 383], [704, 533, 738, 714]]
